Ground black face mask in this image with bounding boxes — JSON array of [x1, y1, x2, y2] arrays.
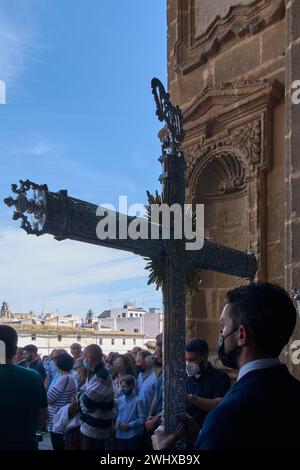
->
[[217, 329, 240, 369]]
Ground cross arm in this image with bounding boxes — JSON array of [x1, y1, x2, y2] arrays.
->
[[188, 239, 257, 281], [4, 180, 257, 281], [3, 180, 167, 259]]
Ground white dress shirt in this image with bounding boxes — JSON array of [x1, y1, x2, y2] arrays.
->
[[237, 358, 281, 381]]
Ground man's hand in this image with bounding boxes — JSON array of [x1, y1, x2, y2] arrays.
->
[[176, 413, 200, 445], [151, 425, 183, 450], [145, 415, 161, 433], [119, 423, 130, 431], [187, 394, 199, 406], [187, 394, 223, 412], [70, 395, 78, 407], [68, 395, 80, 419]]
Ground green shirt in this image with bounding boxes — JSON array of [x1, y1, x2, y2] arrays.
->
[[0, 364, 48, 449]]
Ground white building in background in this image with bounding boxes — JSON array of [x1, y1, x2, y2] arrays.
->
[[97, 303, 163, 339], [14, 325, 144, 355], [41, 313, 80, 328], [0, 301, 160, 355]]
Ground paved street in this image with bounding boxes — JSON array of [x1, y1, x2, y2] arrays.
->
[[39, 433, 52, 451]]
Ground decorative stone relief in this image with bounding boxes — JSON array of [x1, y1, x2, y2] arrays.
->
[[174, 0, 285, 74]]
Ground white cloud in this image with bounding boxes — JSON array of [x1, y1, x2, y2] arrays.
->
[[0, 0, 49, 95], [26, 142, 51, 156], [0, 228, 161, 315]]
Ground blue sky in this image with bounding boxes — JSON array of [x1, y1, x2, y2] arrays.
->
[[0, 0, 166, 316]]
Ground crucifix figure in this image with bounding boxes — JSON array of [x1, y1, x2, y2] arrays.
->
[[4, 78, 257, 434]]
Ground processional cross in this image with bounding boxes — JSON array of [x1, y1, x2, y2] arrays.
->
[[4, 79, 257, 433]]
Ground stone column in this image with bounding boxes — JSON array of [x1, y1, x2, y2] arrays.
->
[[285, 0, 300, 379]]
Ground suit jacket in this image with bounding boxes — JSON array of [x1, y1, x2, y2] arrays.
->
[[195, 365, 300, 450]]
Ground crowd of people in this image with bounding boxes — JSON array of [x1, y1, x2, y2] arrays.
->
[[0, 282, 300, 451]]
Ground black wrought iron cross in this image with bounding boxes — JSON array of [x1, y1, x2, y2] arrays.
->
[[4, 79, 257, 433]]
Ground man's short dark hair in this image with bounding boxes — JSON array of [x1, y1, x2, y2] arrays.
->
[[56, 352, 74, 372], [186, 338, 209, 358], [0, 325, 18, 360], [225, 282, 297, 357], [23, 344, 38, 355], [137, 350, 152, 360]]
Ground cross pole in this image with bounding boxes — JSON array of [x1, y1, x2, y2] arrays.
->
[[4, 79, 257, 434]]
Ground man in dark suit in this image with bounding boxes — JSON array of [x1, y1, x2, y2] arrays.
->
[[195, 282, 300, 450], [152, 282, 300, 451]]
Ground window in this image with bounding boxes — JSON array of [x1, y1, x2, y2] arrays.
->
[[99, 338, 103, 345], [130, 313, 133, 318], [31, 333, 36, 341], [134, 328, 139, 333], [120, 329, 124, 332], [57, 334, 62, 342], [111, 338, 115, 345], [122, 312, 126, 318], [77, 335, 81, 341], [133, 339, 136, 345], [123, 339, 126, 345]]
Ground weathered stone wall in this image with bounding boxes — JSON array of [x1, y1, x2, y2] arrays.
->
[[168, 1, 285, 106], [167, 0, 295, 372], [285, 0, 300, 379]]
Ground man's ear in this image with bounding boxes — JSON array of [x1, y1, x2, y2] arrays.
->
[[237, 325, 250, 346]]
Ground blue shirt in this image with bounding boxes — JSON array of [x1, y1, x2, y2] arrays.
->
[[156, 373, 163, 415], [137, 370, 157, 417], [48, 370, 61, 390], [116, 392, 146, 439], [47, 360, 58, 385]]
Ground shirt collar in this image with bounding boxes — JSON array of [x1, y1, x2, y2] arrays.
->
[[237, 358, 281, 381]]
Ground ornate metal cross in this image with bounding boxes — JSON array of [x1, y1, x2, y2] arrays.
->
[[4, 78, 257, 433]]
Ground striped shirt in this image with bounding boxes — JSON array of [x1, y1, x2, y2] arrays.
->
[[78, 362, 115, 440], [47, 374, 77, 432]]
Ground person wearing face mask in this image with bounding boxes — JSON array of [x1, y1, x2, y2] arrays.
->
[[185, 338, 230, 428], [76, 344, 115, 450], [195, 283, 300, 450], [112, 354, 136, 398], [136, 350, 157, 419], [47, 348, 67, 388], [115, 375, 146, 450]]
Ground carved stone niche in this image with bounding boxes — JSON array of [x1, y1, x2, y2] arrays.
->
[[174, 0, 285, 75], [183, 79, 284, 344]]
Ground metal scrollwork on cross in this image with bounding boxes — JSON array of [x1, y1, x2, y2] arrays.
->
[[151, 77, 184, 151], [4, 180, 48, 235]]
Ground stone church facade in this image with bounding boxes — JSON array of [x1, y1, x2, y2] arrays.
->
[[167, 0, 300, 378]]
